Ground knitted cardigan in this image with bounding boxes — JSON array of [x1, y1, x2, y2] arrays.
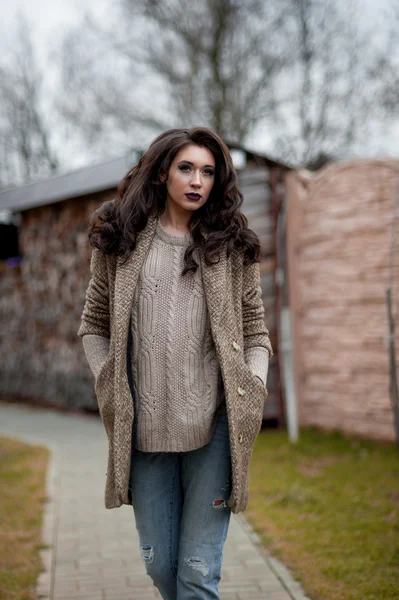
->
[[78, 214, 273, 513]]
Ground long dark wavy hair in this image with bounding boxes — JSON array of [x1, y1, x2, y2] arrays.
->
[[88, 127, 261, 274]]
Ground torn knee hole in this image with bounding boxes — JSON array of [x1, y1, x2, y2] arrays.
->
[[212, 497, 227, 509], [140, 544, 154, 563], [184, 557, 209, 576]]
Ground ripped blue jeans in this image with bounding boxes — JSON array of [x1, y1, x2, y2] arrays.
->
[[129, 404, 232, 600]]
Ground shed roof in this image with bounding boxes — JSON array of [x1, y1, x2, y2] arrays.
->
[[0, 146, 288, 213], [0, 151, 140, 213]]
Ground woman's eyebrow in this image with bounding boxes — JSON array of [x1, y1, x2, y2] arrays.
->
[[178, 160, 215, 168]]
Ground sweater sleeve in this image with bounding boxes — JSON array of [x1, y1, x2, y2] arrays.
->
[[242, 259, 273, 359], [78, 248, 110, 339], [82, 334, 110, 380], [244, 346, 269, 387]]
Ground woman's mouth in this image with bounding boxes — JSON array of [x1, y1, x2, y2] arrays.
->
[[185, 193, 202, 201]]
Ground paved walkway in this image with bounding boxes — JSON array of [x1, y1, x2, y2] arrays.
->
[[0, 401, 309, 600]]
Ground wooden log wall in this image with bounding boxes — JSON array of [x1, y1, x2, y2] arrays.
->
[[0, 190, 114, 410]]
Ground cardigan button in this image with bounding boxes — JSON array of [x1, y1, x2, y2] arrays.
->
[[232, 341, 241, 351], [237, 386, 246, 396], [238, 433, 243, 443]]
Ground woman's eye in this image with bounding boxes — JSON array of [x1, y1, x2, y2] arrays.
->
[[178, 165, 214, 176]]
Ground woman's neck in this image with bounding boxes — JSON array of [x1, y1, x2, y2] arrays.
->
[[159, 208, 191, 235]]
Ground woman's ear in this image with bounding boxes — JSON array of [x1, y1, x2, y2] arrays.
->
[[159, 171, 167, 183]]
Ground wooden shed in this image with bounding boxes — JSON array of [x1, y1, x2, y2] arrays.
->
[[0, 146, 289, 423]]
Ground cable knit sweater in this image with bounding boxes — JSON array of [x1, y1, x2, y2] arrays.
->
[[82, 218, 269, 452]]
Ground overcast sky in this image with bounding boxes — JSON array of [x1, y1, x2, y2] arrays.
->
[[1, 0, 398, 170], [1, 0, 102, 37], [1, 0, 110, 68]]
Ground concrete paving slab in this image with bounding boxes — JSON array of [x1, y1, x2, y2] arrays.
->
[[0, 401, 310, 600]]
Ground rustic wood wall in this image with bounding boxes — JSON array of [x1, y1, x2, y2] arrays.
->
[[0, 190, 114, 410]]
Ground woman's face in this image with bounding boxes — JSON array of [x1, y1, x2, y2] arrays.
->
[[161, 144, 216, 215]]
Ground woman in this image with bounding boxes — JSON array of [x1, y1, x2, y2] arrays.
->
[[78, 127, 273, 599]]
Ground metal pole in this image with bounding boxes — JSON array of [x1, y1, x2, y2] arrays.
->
[[386, 287, 399, 450], [387, 178, 399, 450]]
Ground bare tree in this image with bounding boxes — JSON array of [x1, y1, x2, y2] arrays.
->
[[119, 0, 289, 143], [377, 4, 399, 117], [57, 0, 289, 149], [266, 0, 382, 165], [56, 0, 396, 166], [53, 22, 171, 161], [0, 14, 58, 187]]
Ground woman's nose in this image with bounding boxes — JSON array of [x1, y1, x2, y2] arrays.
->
[[190, 171, 202, 187]]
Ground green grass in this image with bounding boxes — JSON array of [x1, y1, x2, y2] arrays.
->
[[0, 436, 49, 600], [247, 427, 399, 600]]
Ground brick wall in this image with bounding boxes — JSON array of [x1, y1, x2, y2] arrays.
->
[[286, 160, 399, 441]]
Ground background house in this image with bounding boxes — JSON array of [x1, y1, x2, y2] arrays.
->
[[0, 147, 288, 423]]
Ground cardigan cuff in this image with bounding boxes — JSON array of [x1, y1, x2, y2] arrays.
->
[[82, 334, 110, 380], [244, 346, 269, 386]]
